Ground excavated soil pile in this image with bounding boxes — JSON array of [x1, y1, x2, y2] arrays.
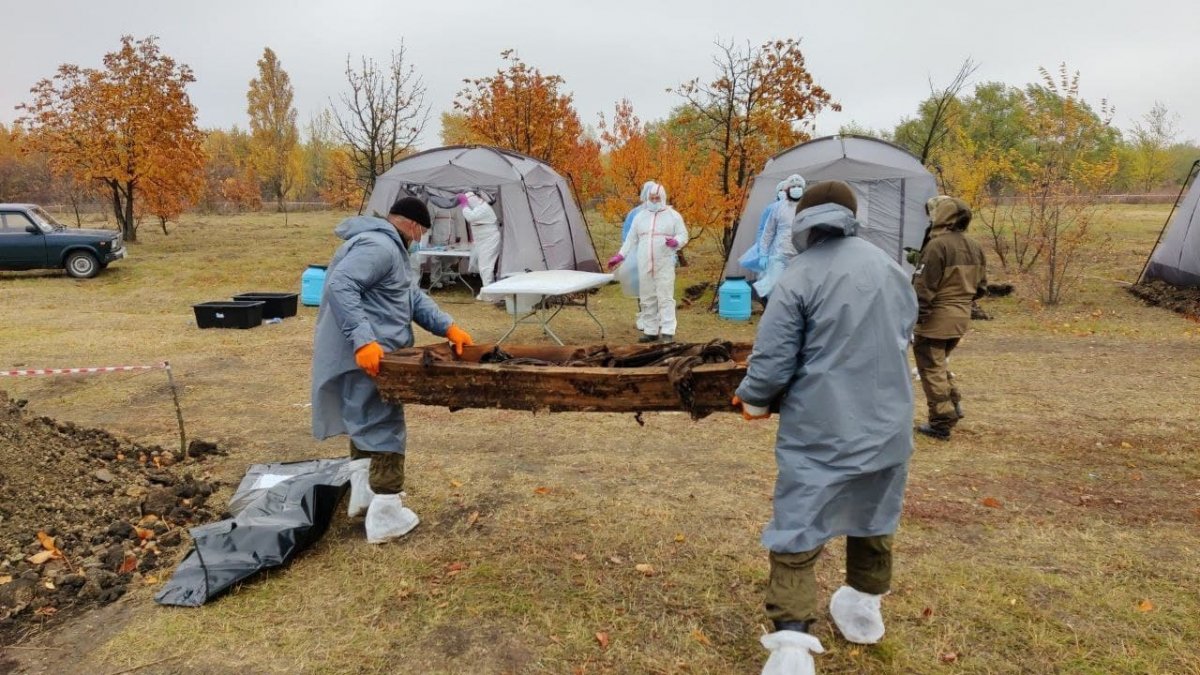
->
[[1128, 280, 1200, 320], [0, 393, 223, 644]]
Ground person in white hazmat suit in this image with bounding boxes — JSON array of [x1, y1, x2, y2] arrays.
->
[[621, 181, 656, 331], [731, 181, 917, 675], [737, 181, 788, 276], [608, 182, 689, 342], [459, 191, 502, 303], [752, 174, 807, 303], [312, 197, 474, 544]]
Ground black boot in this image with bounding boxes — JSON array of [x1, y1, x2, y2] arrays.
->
[[917, 424, 950, 441], [637, 333, 659, 343], [659, 334, 675, 343], [773, 620, 813, 634]]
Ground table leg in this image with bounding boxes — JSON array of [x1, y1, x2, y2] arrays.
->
[[581, 292, 606, 338]]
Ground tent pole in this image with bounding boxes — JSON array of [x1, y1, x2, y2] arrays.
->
[[1137, 159, 1200, 284], [566, 177, 601, 272]]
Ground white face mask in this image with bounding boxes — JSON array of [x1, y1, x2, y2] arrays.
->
[[788, 187, 804, 201], [645, 198, 665, 212]]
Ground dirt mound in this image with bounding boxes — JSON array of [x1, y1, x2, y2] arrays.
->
[[1127, 280, 1200, 320], [0, 394, 222, 646]]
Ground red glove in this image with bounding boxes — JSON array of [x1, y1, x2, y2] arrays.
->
[[608, 253, 625, 268], [665, 237, 679, 249], [731, 395, 770, 421], [446, 324, 474, 356], [355, 342, 385, 377]]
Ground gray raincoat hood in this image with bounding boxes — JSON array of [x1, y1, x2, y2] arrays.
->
[[790, 203, 859, 253], [736, 216, 917, 553], [311, 215, 453, 454]]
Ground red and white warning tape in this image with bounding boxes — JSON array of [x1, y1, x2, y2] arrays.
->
[[0, 363, 166, 377]]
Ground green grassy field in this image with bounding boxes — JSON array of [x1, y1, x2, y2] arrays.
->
[[1, 206, 1198, 674]]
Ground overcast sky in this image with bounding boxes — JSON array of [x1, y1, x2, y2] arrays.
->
[[3, 0, 1198, 149]]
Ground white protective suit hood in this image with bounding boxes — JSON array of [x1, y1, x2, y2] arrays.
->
[[643, 182, 668, 213], [781, 174, 807, 202]]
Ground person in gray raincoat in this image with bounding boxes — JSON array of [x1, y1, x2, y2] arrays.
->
[[312, 197, 474, 544], [732, 181, 917, 674]]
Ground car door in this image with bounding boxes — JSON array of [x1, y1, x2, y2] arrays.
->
[[0, 211, 48, 268]]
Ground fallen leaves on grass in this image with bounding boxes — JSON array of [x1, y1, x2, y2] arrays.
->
[[674, 533, 686, 543], [921, 606, 934, 619], [981, 497, 1004, 509], [465, 510, 480, 528], [534, 486, 552, 495], [450, 480, 462, 488], [0, 575, 11, 585], [690, 628, 711, 646], [33, 606, 57, 617], [940, 652, 959, 663], [571, 553, 587, 562], [446, 561, 468, 576], [118, 553, 138, 575], [595, 631, 610, 650], [1137, 599, 1154, 613], [635, 563, 656, 577]]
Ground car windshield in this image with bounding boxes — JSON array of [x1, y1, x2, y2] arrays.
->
[[29, 207, 65, 230]]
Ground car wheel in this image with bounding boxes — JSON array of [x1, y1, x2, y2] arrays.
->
[[65, 251, 100, 279]]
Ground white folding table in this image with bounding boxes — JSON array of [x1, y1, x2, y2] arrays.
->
[[413, 246, 474, 295], [480, 270, 614, 345]]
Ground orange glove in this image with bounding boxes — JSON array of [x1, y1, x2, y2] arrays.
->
[[731, 395, 770, 421], [445, 324, 474, 356], [355, 341, 385, 376]]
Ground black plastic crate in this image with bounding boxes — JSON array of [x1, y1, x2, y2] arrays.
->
[[232, 292, 298, 319], [193, 301, 264, 329]]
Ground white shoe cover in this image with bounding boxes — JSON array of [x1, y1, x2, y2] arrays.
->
[[760, 630, 824, 675], [829, 585, 885, 644], [364, 494, 419, 544], [347, 459, 374, 518]]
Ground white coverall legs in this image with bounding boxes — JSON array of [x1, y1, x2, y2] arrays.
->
[[472, 223, 501, 301], [639, 261, 677, 336]]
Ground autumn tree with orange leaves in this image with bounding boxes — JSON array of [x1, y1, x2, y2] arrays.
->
[[18, 36, 205, 241], [675, 38, 838, 252], [453, 50, 601, 200], [598, 99, 730, 240]]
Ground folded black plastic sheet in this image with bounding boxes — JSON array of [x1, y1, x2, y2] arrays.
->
[[155, 457, 351, 607]]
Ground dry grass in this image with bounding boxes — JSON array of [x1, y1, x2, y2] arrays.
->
[[2, 207, 1199, 674]]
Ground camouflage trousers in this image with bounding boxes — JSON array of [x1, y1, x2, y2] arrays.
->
[[349, 441, 405, 495], [913, 336, 962, 433], [765, 535, 893, 626]]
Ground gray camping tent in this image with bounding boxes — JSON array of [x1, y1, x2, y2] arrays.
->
[[724, 135, 938, 280], [1141, 160, 1200, 287], [365, 145, 600, 276]]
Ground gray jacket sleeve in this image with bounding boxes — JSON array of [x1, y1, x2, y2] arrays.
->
[[410, 288, 453, 337], [735, 282, 807, 407], [326, 237, 390, 350]]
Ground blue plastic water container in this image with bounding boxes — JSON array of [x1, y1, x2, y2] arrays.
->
[[718, 276, 752, 321], [300, 264, 327, 307]]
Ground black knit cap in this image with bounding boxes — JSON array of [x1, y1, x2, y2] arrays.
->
[[388, 196, 432, 229], [798, 180, 857, 215]]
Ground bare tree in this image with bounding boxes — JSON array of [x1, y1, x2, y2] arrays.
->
[[331, 42, 430, 209], [895, 58, 979, 164]]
